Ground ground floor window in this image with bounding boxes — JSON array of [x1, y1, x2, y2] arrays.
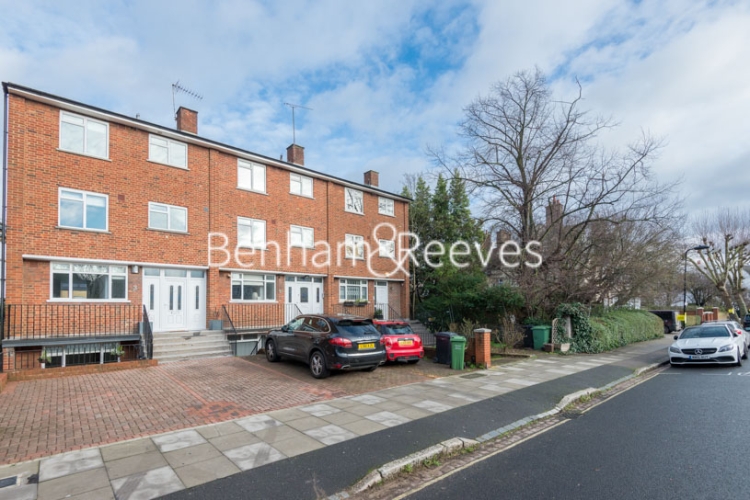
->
[[231, 273, 276, 301], [339, 279, 368, 302], [51, 262, 127, 300]]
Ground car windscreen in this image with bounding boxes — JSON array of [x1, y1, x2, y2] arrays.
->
[[336, 321, 379, 337], [680, 327, 730, 339], [385, 325, 413, 335]]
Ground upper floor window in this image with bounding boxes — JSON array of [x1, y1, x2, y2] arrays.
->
[[290, 225, 314, 248], [379, 239, 395, 258], [149, 202, 187, 232], [238, 217, 266, 249], [378, 197, 395, 216], [290, 173, 313, 197], [51, 262, 127, 300], [59, 188, 108, 231], [238, 160, 266, 193], [149, 135, 187, 168], [345, 234, 365, 260], [345, 188, 364, 214], [59, 111, 109, 159]]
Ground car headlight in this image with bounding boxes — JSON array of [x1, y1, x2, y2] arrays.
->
[[669, 346, 682, 354], [718, 344, 734, 352]]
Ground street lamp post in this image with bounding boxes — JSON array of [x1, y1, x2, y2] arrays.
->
[[683, 245, 710, 324]]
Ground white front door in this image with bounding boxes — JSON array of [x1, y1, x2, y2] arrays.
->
[[143, 268, 206, 332], [375, 281, 389, 319], [287, 276, 324, 319]]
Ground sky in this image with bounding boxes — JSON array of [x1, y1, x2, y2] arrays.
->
[[1, 0, 748, 214]]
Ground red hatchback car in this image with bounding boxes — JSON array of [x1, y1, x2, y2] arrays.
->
[[373, 320, 424, 363]]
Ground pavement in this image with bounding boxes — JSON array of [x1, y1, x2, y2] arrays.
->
[[0, 336, 672, 500]]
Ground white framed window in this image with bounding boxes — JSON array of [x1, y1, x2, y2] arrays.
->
[[51, 262, 127, 301], [59, 188, 108, 231], [290, 173, 313, 197], [379, 239, 395, 258], [238, 160, 266, 193], [339, 279, 368, 302], [149, 135, 187, 168], [290, 225, 314, 248], [231, 273, 276, 301], [378, 197, 395, 216], [345, 188, 364, 214], [148, 202, 187, 232], [345, 234, 365, 260], [238, 217, 266, 249], [59, 111, 109, 159]]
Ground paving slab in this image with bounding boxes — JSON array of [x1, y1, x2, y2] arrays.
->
[[235, 415, 284, 433], [101, 438, 158, 463], [163, 443, 222, 469], [173, 456, 240, 488], [304, 425, 358, 445], [284, 415, 331, 432], [208, 432, 261, 452], [37, 467, 110, 500], [340, 419, 389, 436], [271, 435, 326, 457], [0, 483, 37, 500], [105, 451, 168, 481], [39, 448, 103, 482], [111, 465, 184, 500], [152, 430, 206, 454], [223, 443, 286, 471], [365, 411, 412, 427], [195, 422, 244, 440]]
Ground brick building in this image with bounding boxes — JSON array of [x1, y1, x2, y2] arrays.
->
[[1, 83, 410, 371]]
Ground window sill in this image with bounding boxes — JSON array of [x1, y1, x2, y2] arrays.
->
[[146, 228, 190, 235], [56, 226, 111, 234], [290, 192, 315, 200], [56, 148, 111, 162], [237, 187, 268, 196], [344, 209, 365, 216], [47, 299, 131, 303], [229, 300, 278, 304], [237, 246, 269, 251], [290, 245, 316, 250], [147, 159, 189, 170], [378, 212, 396, 218]]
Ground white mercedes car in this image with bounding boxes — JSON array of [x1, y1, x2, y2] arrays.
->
[[669, 324, 747, 366]]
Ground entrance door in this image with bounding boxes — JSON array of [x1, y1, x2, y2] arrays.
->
[[287, 276, 324, 317], [163, 278, 186, 330], [375, 281, 389, 320], [143, 268, 206, 332]]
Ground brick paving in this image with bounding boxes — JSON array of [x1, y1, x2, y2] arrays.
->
[[0, 356, 447, 466]]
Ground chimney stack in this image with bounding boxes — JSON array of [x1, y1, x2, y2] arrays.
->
[[176, 107, 198, 134], [287, 144, 305, 166], [364, 170, 379, 187]]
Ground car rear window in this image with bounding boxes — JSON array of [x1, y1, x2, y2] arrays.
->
[[384, 325, 413, 335], [336, 321, 379, 336], [681, 327, 731, 339]]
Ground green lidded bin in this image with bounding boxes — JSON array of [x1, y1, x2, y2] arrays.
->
[[450, 335, 466, 370], [531, 325, 552, 350]]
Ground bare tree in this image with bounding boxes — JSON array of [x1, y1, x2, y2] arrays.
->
[[433, 68, 682, 315], [690, 208, 750, 319], [686, 271, 716, 307]]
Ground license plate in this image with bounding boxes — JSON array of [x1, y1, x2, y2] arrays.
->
[[690, 355, 710, 360], [398, 340, 414, 347], [358, 343, 375, 350]]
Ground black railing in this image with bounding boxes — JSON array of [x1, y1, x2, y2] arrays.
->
[[3, 304, 142, 340], [221, 303, 302, 333], [8, 342, 141, 371], [330, 302, 397, 319], [141, 305, 153, 360]]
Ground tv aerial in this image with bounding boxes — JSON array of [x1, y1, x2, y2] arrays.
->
[[284, 102, 312, 145], [172, 81, 203, 118]]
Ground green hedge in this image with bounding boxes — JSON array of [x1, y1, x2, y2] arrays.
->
[[555, 304, 663, 353]]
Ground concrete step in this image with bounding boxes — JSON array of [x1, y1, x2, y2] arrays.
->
[[151, 330, 233, 362], [152, 335, 228, 345], [157, 350, 233, 363], [153, 342, 231, 355]]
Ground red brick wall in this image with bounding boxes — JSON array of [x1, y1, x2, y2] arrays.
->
[[4, 92, 411, 328]]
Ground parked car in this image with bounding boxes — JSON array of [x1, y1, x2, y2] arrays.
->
[[710, 320, 750, 351], [265, 315, 385, 379], [373, 320, 424, 364], [668, 324, 747, 367], [744, 314, 750, 330], [649, 310, 681, 334]]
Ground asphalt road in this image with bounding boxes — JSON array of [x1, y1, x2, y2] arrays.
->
[[162, 347, 667, 500], [407, 364, 750, 500]]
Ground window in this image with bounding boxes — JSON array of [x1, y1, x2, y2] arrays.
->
[[290, 173, 313, 197], [345, 234, 365, 260], [148, 202, 187, 232], [59, 188, 108, 231], [345, 188, 364, 214], [238, 160, 266, 193], [290, 225, 314, 248], [59, 111, 109, 158], [379, 239, 395, 258], [51, 263, 127, 300], [378, 197, 395, 216], [339, 279, 368, 302], [238, 217, 266, 249], [149, 135, 187, 168], [231, 273, 275, 301]]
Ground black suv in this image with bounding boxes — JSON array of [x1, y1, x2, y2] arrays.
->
[[265, 315, 385, 379], [744, 314, 750, 330]]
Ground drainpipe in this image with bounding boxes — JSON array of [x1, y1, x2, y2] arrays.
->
[[1, 89, 9, 342]]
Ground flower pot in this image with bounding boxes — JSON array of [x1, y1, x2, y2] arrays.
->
[[543, 343, 554, 352], [40, 362, 45, 369], [117, 356, 121, 363], [558, 343, 571, 353]]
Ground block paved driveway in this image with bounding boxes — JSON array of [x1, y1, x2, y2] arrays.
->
[[0, 355, 456, 466]]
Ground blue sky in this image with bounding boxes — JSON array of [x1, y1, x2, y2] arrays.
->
[[1, 0, 748, 213]]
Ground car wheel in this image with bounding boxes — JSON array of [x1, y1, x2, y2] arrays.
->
[[309, 351, 330, 379], [736, 347, 743, 367], [743, 346, 748, 360], [265, 340, 281, 362]]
